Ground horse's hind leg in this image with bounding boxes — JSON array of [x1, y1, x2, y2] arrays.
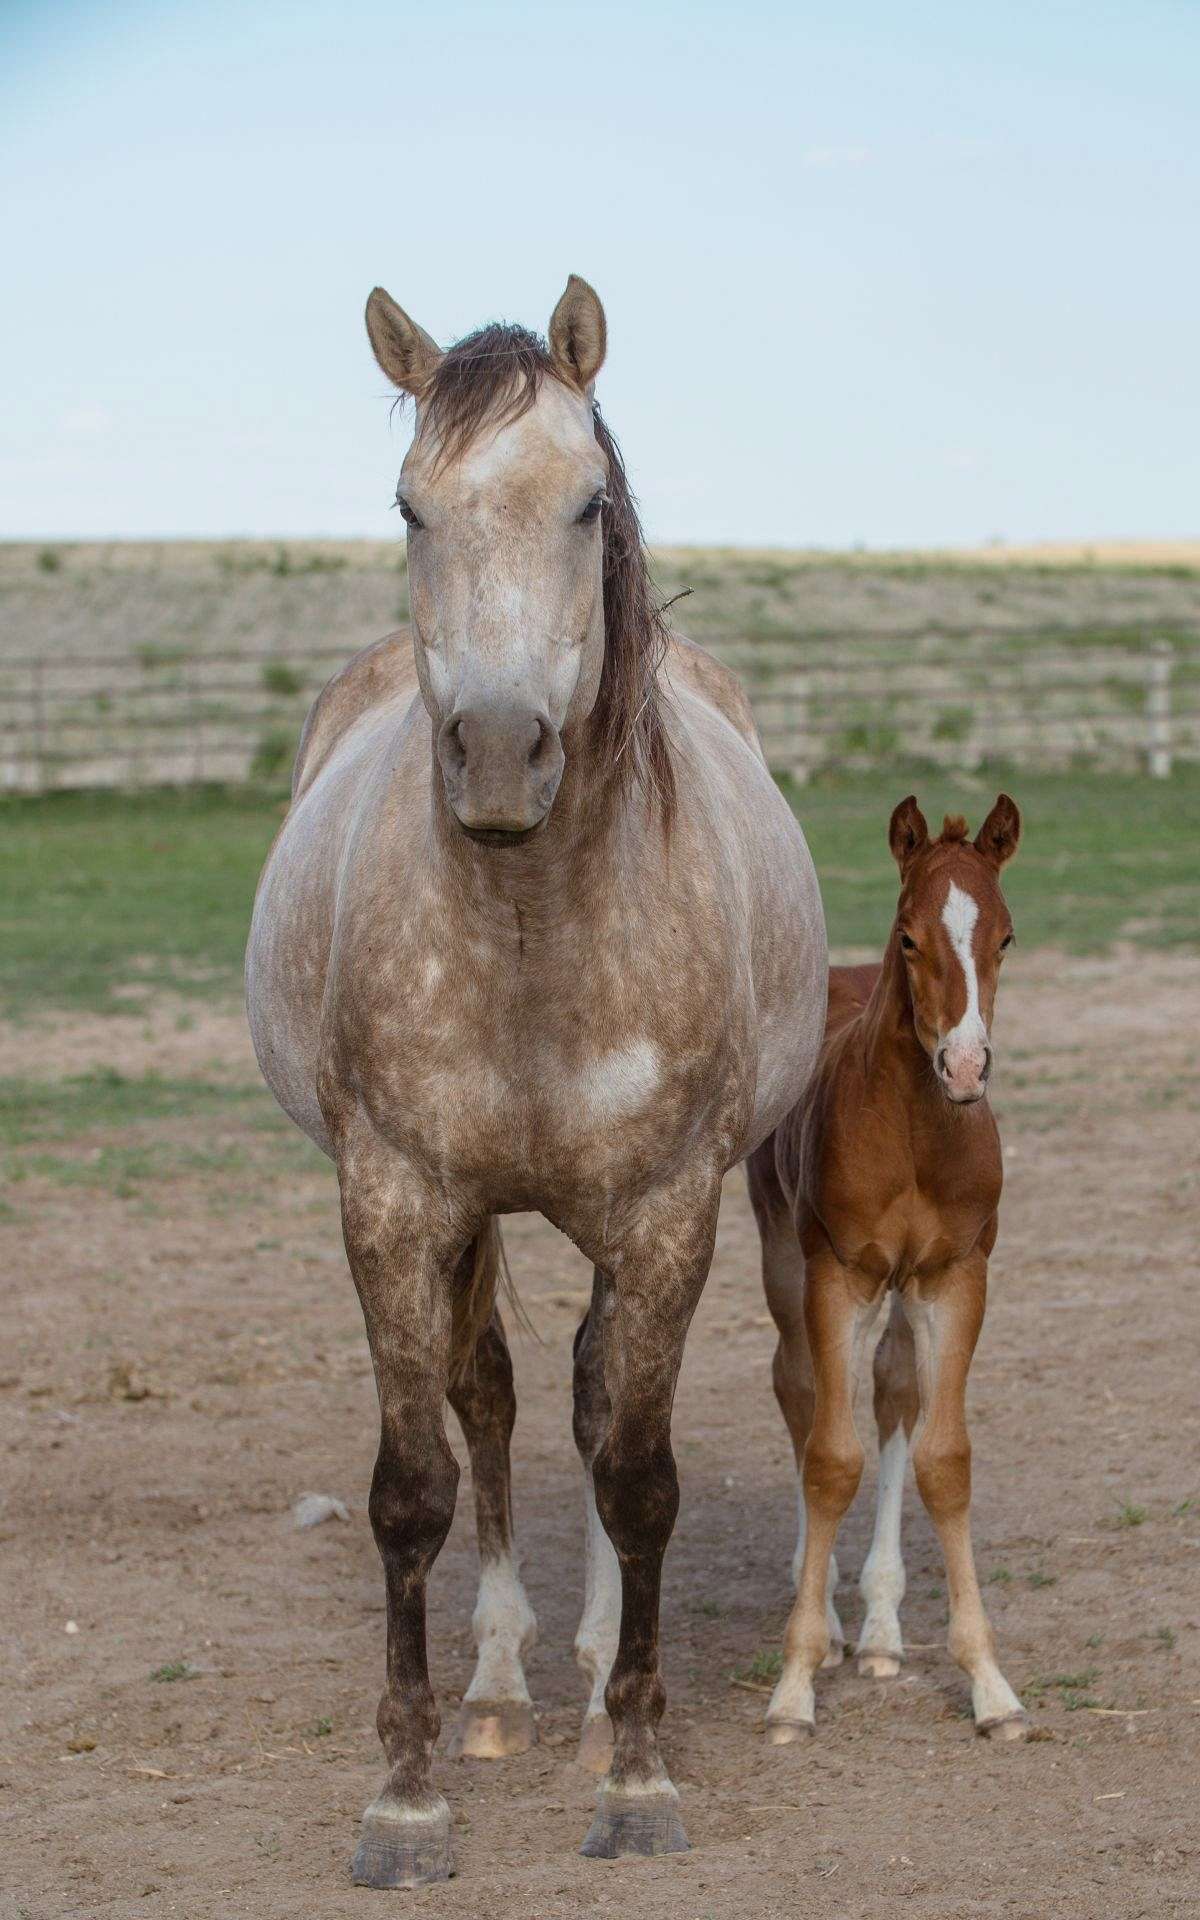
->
[[858, 1291, 919, 1678], [572, 1267, 621, 1774], [747, 1138, 845, 1665], [446, 1235, 537, 1759], [903, 1262, 1027, 1741]]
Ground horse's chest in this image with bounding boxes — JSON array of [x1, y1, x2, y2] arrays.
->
[[838, 1181, 994, 1286]]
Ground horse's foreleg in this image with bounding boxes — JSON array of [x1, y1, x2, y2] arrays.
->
[[858, 1291, 919, 1677], [766, 1258, 880, 1743], [447, 1294, 537, 1760], [572, 1268, 621, 1773], [339, 1150, 464, 1889], [748, 1137, 844, 1664], [579, 1178, 720, 1861], [903, 1262, 1027, 1741]]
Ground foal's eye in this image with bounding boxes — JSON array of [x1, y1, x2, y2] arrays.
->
[[577, 490, 607, 525], [395, 493, 424, 531], [999, 933, 1015, 954], [899, 932, 917, 954]]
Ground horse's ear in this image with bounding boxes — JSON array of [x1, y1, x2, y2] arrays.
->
[[548, 275, 607, 391], [975, 793, 1021, 867], [365, 287, 443, 396], [889, 795, 929, 874]]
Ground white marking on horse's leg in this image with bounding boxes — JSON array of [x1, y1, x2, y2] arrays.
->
[[904, 1288, 1026, 1738], [463, 1554, 536, 1707], [858, 1425, 909, 1675], [575, 1468, 621, 1730], [792, 1487, 845, 1663]]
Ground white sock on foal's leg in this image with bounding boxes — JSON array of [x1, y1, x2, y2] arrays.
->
[[858, 1425, 909, 1676]]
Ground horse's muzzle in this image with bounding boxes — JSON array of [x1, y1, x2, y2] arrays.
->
[[437, 704, 564, 836]]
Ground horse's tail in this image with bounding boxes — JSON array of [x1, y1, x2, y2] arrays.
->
[[449, 1218, 536, 1384]]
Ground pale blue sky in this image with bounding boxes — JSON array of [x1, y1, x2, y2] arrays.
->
[[2, 0, 1197, 546]]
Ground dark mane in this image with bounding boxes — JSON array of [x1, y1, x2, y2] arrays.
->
[[416, 322, 676, 826]]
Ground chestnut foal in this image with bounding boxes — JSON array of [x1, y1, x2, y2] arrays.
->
[[747, 794, 1028, 1744]]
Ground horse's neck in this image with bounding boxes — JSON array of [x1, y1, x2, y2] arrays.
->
[[857, 935, 937, 1117]]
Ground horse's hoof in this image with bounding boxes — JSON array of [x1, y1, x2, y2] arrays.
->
[[575, 1712, 614, 1775], [580, 1784, 690, 1859], [820, 1639, 846, 1670], [447, 1698, 537, 1760], [350, 1793, 453, 1888], [858, 1649, 903, 1679], [979, 1710, 1029, 1743], [764, 1716, 815, 1746]]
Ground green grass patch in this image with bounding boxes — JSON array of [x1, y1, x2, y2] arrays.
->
[[1, 767, 1196, 1021], [0, 1069, 265, 1147]]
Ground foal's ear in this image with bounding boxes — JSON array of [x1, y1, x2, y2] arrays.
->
[[548, 275, 607, 391], [888, 795, 930, 874], [365, 287, 443, 396], [974, 793, 1021, 867]]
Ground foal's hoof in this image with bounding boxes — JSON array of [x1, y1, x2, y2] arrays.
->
[[580, 1784, 690, 1859], [979, 1710, 1029, 1743], [820, 1639, 846, 1671], [857, 1649, 903, 1679], [351, 1793, 453, 1888], [447, 1698, 537, 1760], [764, 1716, 815, 1747], [575, 1712, 614, 1775]]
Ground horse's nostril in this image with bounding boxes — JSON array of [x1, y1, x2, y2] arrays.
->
[[528, 716, 556, 770], [980, 1047, 993, 1083], [439, 714, 468, 776], [936, 1047, 948, 1078]]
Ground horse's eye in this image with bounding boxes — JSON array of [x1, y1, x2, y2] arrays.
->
[[396, 493, 424, 530], [999, 933, 1014, 953], [577, 490, 607, 526], [900, 933, 917, 954]]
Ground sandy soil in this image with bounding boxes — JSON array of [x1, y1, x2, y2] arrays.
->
[[1, 951, 1198, 1919]]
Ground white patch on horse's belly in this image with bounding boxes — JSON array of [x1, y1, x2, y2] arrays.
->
[[573, 1040, 662, 1119]]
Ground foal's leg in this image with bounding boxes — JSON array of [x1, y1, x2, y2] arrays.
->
[[747, 1139, 845, 1665], [579, 1174, 721, 1860], [572, 1268, 621, 1774], [858, 1291, 919, 1678], [903, 1262, 1027, 1740], [446, 1284, 537, 1760], [340, 1145, 466, 1889], [765, 1256, 881, 1743]]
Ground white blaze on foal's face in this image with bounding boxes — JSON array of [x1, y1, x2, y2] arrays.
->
[[887, 794, 1022, 1107], [937, 880, 992, 1102]]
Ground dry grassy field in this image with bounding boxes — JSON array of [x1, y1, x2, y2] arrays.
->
[[1, 547, 1198, 1918]]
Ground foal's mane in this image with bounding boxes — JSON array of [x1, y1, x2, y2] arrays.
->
[[415, 323, 676, 826]]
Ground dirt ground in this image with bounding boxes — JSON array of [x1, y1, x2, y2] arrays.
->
[[2, 950, 1198, 1919]]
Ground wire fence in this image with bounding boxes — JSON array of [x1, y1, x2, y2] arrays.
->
[[1, 627, 1197, 792]]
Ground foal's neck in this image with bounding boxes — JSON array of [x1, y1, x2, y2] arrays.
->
[[859, 929, 938, 1112]]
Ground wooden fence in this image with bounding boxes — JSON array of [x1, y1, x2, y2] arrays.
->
[[1, 628, 1197, 793]]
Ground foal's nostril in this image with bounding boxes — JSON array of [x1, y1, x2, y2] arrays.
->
[[936, 1046, 948, 1078], [980, 1046, 993, 1083]]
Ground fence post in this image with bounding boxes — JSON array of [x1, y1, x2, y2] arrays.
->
[[32, 658, 47, 793], [787, 667, 810, 786], [1147, 640, 1172, 779]]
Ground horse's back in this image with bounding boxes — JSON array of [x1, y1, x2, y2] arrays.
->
[[292, 632, 418, 798], [827, 962, 881, 1038], [665, 633, 764, 760]]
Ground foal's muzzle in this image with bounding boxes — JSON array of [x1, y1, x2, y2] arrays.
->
[[436, 704, 565, 836], [936, 1040, 993, 1104]]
